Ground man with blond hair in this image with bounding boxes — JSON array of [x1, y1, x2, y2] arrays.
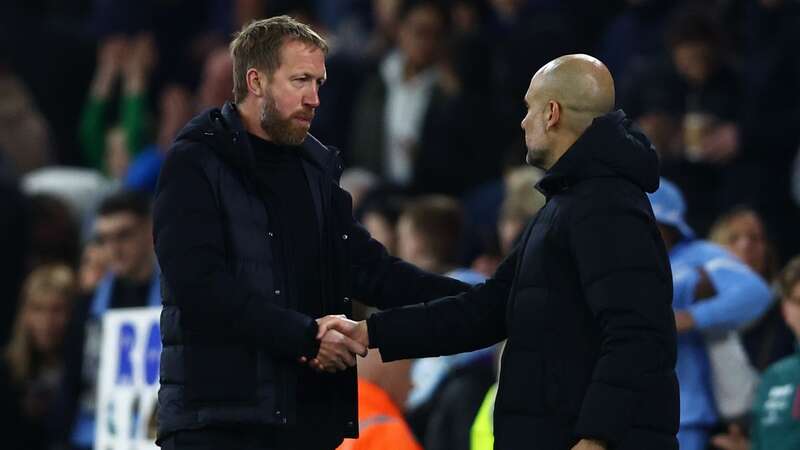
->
[[153, 16, 466, 450]]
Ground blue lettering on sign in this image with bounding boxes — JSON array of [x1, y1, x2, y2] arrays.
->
[[116, 323, 136, 385], [145, 321, 161, 385]]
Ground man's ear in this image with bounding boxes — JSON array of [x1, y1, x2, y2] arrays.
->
[[246, 68, 265, 97], [545, 101, 561, 132]]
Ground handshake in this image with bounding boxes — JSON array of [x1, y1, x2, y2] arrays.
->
[[299, 315, 370, 373]]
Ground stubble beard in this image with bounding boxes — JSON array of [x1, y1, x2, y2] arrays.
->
[[526, 146, 550, 170]]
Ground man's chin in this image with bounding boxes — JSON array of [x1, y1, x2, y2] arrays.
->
[[526, 149, 549, 170], [286, 128, 309, 145]]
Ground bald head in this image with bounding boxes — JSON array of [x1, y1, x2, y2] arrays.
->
[[529, 54, 614, 131], [521, 54, 615, 169]]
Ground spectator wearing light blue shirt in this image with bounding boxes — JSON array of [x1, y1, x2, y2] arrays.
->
[[648, 178, 773, 450], [395, 195, 494, 450]]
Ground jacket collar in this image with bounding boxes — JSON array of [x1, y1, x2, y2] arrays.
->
[[219, 102, 341, 179], [535, 109, 659, 199]]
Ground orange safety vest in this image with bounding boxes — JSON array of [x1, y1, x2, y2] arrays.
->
[[337, 379, 422, 450]]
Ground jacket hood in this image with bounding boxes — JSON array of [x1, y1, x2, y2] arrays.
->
[[536, 110, 660, 197]]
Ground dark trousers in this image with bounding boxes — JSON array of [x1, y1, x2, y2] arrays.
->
[[160, 427, 341, 450]]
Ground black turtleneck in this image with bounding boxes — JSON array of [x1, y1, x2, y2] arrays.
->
[[249, 133, 323, 320], [248, 134, 341, 447]]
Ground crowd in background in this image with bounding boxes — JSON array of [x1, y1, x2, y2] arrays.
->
[[1, 0, 799, 449]]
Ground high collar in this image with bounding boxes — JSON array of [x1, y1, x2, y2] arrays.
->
[[535, 110, 660, 199], [176, 101, 342, 181]]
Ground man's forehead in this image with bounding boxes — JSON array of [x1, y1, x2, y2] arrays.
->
[[280, 41, 325, 65]]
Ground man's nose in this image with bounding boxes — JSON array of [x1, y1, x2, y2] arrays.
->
[[305, 84, 320, 108]]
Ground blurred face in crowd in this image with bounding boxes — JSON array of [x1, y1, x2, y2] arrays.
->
[[498, 218, 525, 257], [253, 40, 325, 145], [158, 85, 194, 150], [397, 216, 428, 269], [490, 0, 525, 18], [373, 0, 402, 34], [398, 4, 444, 72], [79, 241, 109, 293], [363, 212, 397, 255], [95, 212, 153, 281], [718, 211, 768, 276], [198, 49, 234, 111], [781, 282, 800, 338], [24, 292, 70, 354], [672, 41, 714, 85]]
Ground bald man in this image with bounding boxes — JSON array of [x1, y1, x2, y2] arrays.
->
[[318, 55, 679, 450]]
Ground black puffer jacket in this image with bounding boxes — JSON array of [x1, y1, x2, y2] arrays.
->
[[153, 102, 467, 443], [369, 110, 679, 450]]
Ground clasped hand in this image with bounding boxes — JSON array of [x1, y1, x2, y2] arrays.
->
[[298, 315, 369, 373]]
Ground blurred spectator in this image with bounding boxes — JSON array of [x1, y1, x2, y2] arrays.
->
[[349, 0, 448, 186], [739, 0, 800, 258], [412, 33, 501, 196], [484, 0, 578, 154], [58, 190, 160, 450], [711, 255, 800, 450], [667, 7, 740, 164], [470, 383, 497, 450], [648, 178, 772, 450], [461, 161, 542, 278], [1, 1, 95, 166], [340, 168, 380, 212], [710, 207, 778, 280], [0, 155, 28, 344], [497, 166, 544, 256], [622, 6, 745, 236], [195, 46, 234, 111], [350, 186, 405, 321], [22, 167, 117, 235], [597, 0, 676, 87], [310, 48, 369, 150], [363, 0, 404, 62], [0, 68, 54, 176], [337, 348, 420, 450], [77, 240, 108, 296], [26, 194, 81, 271], [355, 187, 407, 255], [710, 207, 796, 371], [396, 195, 493, 450], [89, 0, 229, 91], [1, 264, 76, 450], [470, 340, 506, 450], [79, 34, 156, 175], [449, 0, 489, 37], [124, 84, 194, 193], [397, 195, 471, 276]]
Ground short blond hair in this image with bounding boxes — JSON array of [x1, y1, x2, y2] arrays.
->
[[229, 15, 328, 103]]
